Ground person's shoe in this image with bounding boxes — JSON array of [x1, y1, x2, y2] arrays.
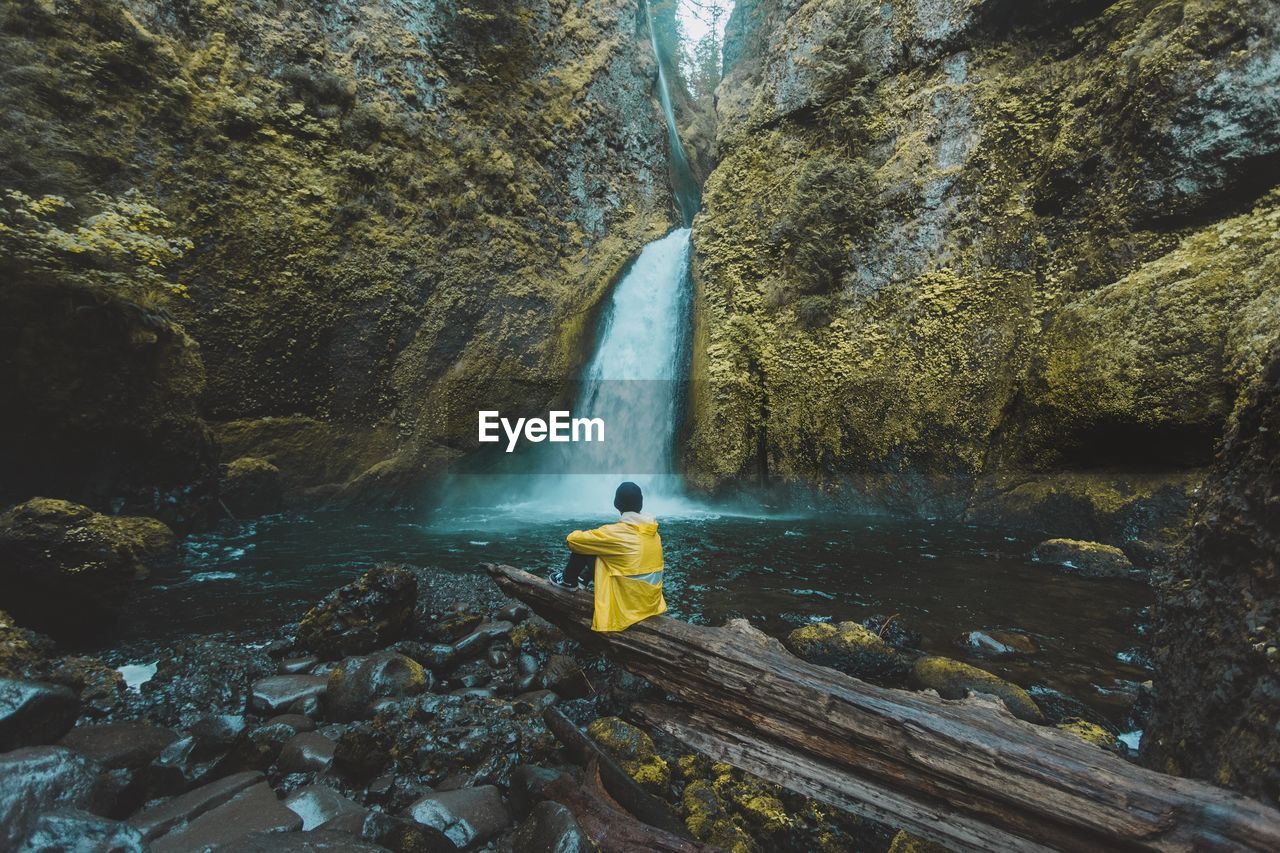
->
[[550, 570, 577, 590]]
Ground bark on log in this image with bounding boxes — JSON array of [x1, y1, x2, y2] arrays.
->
[[542, 705, 692, 839], [487, 563, 1280, 852]]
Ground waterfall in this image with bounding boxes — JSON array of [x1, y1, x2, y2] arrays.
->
[[439, 1, 705, 520]]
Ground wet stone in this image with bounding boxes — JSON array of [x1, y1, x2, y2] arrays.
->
[[508, 764, 562, 820], [0, 678, 79, 751], [267, 713, 316, 732], [513, 690, 558, 713], [0, 746, 103, 849], [497, 603, 531, 625], [149, 781, 301, 852], [278, 655, 320, 675], [512, 800, 590, 853], [129, 770, 265, 841], [187, 714, 247, 760], [249, 674, 328, 715], [296, 565, 417, 660], [959, 630, 1039, 658], [278, 731, 337, 775], [60, 721, 179, 770], [283, 783, 368, 831], [232, 828, 391, 852], [23, 808, 145, 853], [405, 785, 510, 849], [323, 651, 429, 722]]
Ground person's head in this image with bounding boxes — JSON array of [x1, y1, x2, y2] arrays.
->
[[614, 481, 643, 514]]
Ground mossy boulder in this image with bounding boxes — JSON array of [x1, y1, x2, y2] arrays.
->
[[911, 656, 1044, 723], [0, 498, 175, 639], [323, 651, 429, 722], [681, 778, 757, 853], [296, 565, 417, 660], [1056, 718, 1123, 754], [219, 456, 283, 518], [1031, 538, 1136, 579], [785, 620, 909, 681], [586, 716, 670, 795], [888, 829, 948, 853], [0, 611, 50, 679]]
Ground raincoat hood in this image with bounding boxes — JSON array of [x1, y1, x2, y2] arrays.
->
[[619, 511, 658, 533]]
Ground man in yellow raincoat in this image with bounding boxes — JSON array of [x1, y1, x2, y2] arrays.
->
[[557, 481, 666, 632]]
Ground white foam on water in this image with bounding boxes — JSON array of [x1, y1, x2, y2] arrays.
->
[[117, 661, 157, 692]]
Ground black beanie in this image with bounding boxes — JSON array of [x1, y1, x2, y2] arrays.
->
[[614, 481, 643, 513]]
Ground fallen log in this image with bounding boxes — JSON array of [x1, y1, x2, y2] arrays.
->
[[542, 705, 692, 839], [487, 563, 1280, 852]]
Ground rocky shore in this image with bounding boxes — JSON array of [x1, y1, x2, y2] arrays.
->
[[0, 549, 1158, 852]]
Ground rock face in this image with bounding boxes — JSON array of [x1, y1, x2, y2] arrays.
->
[[0, 499, 175, 638], [297, 565, 417, 660], [687, 0, 1280, 541], [1, 0, 674, 510], [1143, 345, 1280, 802]]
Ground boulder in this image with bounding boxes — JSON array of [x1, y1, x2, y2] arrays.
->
[[249, 674, 329, 715], [405, 785, 510, 849], [297, 566, 417, 660], [206, 719, 307, 777], [129, 770, 264, 841], [60, 721, 179, 770], [441, 621, 515, 672], [587, 716, 671, 795], [230, 829, 391, 852], [911, 656, 1044, 723], [537, 654, 591, 699], [220, 456, 284, 518], [1031, 539, 1136, 578], [508, 765, 562, 820], [187, 714, 248, 760], [149, 781, 302, 852], [283, 783, 368, 831], [512, 800, 591, 853], [323, 652, 429, 722], [22, 808, 145, 852], [0, 678, 79, 751], [512, 689, 558, 713], [0, 498, 175, 638], [278, 731, 337, 774], [0, 609, 50, 678], [785, 621, 909, 681], [0, 746, 103, 849], [422, 612, 483, 644], [958, 630, 1039, 658]]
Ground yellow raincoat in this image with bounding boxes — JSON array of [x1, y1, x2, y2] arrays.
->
[[566, 511, 666, 632]]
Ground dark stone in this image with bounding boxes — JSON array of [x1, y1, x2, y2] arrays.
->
[[404, 785, 510, 849], [323, 652, 429, 722], [283, 783, 368, 831], [129, 770, 264, 841], [448, 687, 495, 700], [278, 731, 337, 775], [296, 565, 417, 660], [517, 654, 539, 677], [145, 735, 203, 797], [358, 812, 455, 853], [537, 654, 592, 699], [392, 640, 455, 671], [859, 614, 923, 651], [958, 630, 1039, 658], [220, 456, 284, 518], [332, 723, 390, 781], [278, 655, 320, 675], [486, 646, 511, 668], [231, 829, 390, 852], [422, 612, 483, 644], [512, 690, 558, 713], [188, 714, 247, 760], [0, 499, 175, 639], [60, 721, 179, 770], [205, 720, 304, 777], [1126, 680, 1157, 733], [267, 713, 317, 732], [512, 800, 590, 853], [497, 603, 531, 624], [448, 621, 514, 667], [249, 675, 329, 715], [0, 746, 103, 849], [149, 781, 302, 852], [23, 808, 145, 853], [0, 678, 79, 751], [508, 764, 561, 820]]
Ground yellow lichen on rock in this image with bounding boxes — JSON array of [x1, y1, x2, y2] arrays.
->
[[912, 655, 1045, 723], [586, 716, 671, 795]]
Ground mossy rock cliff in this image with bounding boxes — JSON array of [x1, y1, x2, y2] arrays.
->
[[687, 0, 1280, 539]]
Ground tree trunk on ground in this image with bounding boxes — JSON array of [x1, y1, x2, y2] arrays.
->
[[487, 563, 1280, 852]]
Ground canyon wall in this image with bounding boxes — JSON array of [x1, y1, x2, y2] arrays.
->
[[0, 0, 675, 520], [688, 0, 1280, 546]]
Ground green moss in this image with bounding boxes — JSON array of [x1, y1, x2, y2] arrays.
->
[[912, 655, 1045, 723], [0, 610, 45, 678], [785, 620, 906, 681], [1056, 718, 1123, 753], [586, 716, 671, 795]]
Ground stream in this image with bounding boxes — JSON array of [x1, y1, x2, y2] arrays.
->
[[104, 508, 1153, 732]]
